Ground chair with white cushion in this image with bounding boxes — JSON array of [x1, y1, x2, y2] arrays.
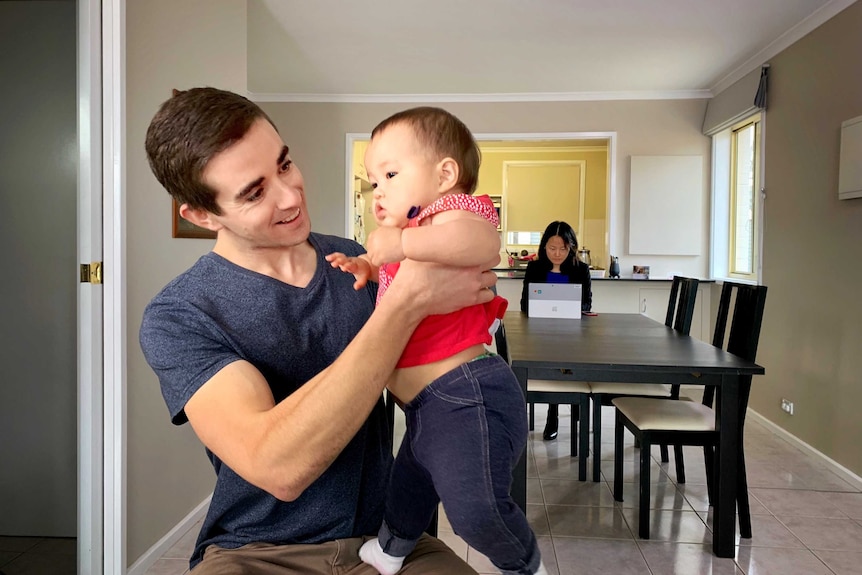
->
[[588, 276, 699, 482], [612, 281, 767, 540]]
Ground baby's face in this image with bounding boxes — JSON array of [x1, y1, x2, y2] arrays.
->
[[365, 122, 441, 227]]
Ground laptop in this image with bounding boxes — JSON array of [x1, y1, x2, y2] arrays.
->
[[528, 283, 583, 319]]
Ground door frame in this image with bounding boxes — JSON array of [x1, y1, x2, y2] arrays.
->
[[344, 132, 618, 258], [79, 0, 126, 573], [102, 1, 127, 573]]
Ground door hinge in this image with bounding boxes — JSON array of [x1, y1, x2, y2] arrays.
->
[[80, 262, 103, 284]]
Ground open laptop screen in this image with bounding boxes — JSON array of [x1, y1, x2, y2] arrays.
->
[[528, 283, 582, 319]]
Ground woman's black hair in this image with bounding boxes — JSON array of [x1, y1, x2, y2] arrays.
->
[[536, 221, 579, 266]]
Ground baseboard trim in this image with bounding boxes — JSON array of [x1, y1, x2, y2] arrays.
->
[[746, 409, 862, 491], [127, 494, 212, 575]]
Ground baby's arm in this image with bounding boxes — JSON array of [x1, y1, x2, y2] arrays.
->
[[325, 252, 379, 290], [402, 209, 500, 267]]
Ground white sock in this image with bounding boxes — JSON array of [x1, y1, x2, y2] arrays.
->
[[359, 537, 405, 575], [534, 561, 549, 575]]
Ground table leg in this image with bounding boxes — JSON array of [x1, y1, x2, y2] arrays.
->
[[512, 366, 528, 512], [714, 374, 740, 557]]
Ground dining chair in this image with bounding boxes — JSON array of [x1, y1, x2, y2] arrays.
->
[[611, 281, 767, 540], [588, 276, 700, 482], [495, 321, 591, 480]]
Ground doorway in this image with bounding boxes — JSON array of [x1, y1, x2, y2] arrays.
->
[[0, 0, 78, 570], [1, 1, 107, 573], [345, 133, 616, 269]]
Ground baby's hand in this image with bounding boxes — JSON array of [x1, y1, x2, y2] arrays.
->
[[365, 227, 405, 267], [325, 252, 373, 290]]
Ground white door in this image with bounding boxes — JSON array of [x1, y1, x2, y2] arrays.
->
[[503, 161, 586, 239]]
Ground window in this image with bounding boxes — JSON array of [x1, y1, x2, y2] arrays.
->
[[710, 113, 762, 283], [729, 118, 760, 279]]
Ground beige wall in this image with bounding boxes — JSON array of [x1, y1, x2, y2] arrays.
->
[[752, 1, 862, 475], [261, 99, 711, 280], [125, 0, 247, 564]]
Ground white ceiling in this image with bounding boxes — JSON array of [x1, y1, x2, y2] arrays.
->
[[247, 0, 856, 102]]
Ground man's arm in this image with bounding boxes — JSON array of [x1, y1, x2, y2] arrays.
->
[[183, 258, 498, 501]]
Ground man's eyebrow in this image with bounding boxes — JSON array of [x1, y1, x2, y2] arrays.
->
[[277, 145, 289, 166], [235, 177, 264, 201], [234, 146, 290, 201]]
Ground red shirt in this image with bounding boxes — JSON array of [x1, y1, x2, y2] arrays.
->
[[377, 194, 508, 368]]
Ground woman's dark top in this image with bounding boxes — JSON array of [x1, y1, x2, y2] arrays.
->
[[520, 258, 592, 313]]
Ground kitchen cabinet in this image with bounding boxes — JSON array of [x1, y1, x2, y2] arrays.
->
[[489, 194, 503, 231], [352, 139, 369, 182]]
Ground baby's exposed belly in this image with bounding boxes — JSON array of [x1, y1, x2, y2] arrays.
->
[[386, 344, 488, 404]]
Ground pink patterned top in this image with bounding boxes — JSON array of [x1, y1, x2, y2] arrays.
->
[[377, 194, 508, 368]]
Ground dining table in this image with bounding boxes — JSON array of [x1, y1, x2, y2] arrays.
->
[[503, 311, 765, 558]]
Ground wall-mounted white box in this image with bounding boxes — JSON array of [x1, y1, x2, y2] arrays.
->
[[839, 115, 862, 201]]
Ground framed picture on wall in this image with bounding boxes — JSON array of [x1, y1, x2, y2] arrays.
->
[[172, 199, 216, 239]]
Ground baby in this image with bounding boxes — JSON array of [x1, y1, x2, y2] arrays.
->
[[327, 107, 546, 575]]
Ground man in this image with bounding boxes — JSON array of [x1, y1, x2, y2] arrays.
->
[[140, 87, 496, 573]]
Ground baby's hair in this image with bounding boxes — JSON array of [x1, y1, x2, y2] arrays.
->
[[371, 107, 481, 194]]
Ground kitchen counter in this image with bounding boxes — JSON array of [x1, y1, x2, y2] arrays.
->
[[493, 273, 715, 341], [493, 267, 713, 283]]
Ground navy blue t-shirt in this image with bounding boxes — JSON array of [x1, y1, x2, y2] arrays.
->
[[139, 233, 389, 569]]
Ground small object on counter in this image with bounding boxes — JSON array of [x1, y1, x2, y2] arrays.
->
[[609, 256, 621, 278], [577, 247, 591, 267], [632, 265, 650, 280]]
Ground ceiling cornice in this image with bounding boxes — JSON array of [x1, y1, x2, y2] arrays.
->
[[249, 89, 713, 104]]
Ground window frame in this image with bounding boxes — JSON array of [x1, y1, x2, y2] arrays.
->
[[710, 113, 764, 284], [728, 115, 761, 281]]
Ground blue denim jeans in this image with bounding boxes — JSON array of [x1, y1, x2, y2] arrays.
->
[[378, 355, 540, 575]]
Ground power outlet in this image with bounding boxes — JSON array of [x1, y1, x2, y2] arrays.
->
[[780, 398, 794, 415]]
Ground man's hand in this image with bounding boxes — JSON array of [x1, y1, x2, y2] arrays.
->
[[365, 227, 405, 267], [385, 256, 499, 320], [325, 252, 375, 289]]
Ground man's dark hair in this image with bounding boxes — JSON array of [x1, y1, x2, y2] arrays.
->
[[145, 87, 275, 215], [371, 106, 481, 195]]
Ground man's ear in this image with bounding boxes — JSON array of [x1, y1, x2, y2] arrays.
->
[[437, 157, 460, 194], [179, 203, 222, 232]]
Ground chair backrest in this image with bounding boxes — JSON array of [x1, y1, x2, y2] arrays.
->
[[701, 281, 768, 407], [665, 276, 699, 335], [494, 321, 510, 364], [712, 282, 768, 362]]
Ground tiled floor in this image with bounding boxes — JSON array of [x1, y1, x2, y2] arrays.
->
[[142, 404, 862, 575], [0, 536, 76, 575], [13, 402, 854, 575]]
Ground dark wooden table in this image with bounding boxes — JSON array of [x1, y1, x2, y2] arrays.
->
[[504, 311, 764, 558]]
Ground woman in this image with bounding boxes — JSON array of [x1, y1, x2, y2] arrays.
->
[[520, 221, 592, 440]]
